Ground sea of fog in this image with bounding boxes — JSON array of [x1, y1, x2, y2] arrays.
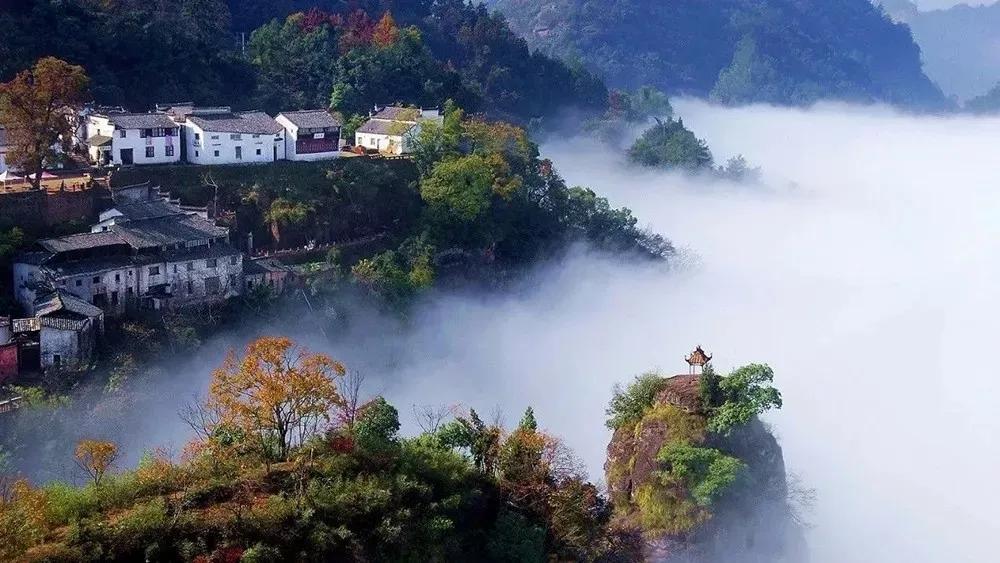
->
[[18, 101, 998, 562]]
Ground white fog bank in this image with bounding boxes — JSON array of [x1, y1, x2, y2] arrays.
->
[[510, 99, 1000, 563]]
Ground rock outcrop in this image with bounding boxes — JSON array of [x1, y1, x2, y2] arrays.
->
[[605, 374, 807, 562]]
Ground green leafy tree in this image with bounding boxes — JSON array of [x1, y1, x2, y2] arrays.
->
[[420, 154, 494, 221], [487, 510, 546, 563], [605, 372, 668, 430], [628, 118, 713, 170], [354, 397, 400, 453], [706, 364, 783, 435]]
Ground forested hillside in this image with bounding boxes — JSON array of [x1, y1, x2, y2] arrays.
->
[[879, 0, 1000, 102], [491, 0, 949, 109], [0, 0, 605, 123]]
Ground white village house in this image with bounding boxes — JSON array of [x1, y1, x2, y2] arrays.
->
[[275, 110, 344, 161], [171, 107, 285, 165], [355, 106, 442, 155], [83, 111, 181, 166], [0, 127, 9, 174]]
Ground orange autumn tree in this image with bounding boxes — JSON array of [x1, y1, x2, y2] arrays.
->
[[74, 439, 119, 487], [209, 337, 345, 461], [0, 57, 89, 190], [372, 12, 400, 47]]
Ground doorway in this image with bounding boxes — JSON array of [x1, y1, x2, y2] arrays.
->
[[120, 148, 133, 165]]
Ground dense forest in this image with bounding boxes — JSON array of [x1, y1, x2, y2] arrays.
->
[[491, 0, 950, 109], [0, 0, 606, 123]]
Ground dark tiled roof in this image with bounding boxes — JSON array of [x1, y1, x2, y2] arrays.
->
[[38, 232, 128, 253], [187, 111, 283, 135], [34, 290, 103, 319], [373, 106, 421, 122], [279, 110, 341, 129], [106, 113, 178, 130], [245, 257, 289, 275], [17, 251, 52, 266], [158, 241, 241, 263], [112, 200, 184, 221], [112, 214, 228, 249], [87, 134, 113, 147], [43, 255, 135, 277], [357, 119, 417, 136]]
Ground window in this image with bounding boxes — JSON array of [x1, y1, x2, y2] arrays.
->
[[148, 266, 160, 275], [256, 148, 261, 156], [213, 150, 219, 157], [111, 291, 119, 305], [165, 145, 174, 157], [186, 262, 193, 271], [92, 276, 100, 284], [153, 128, 164, 137], [205, 258, 217, 268], [229, 256, 238, 266], [75, 279, 82, 287], [53, 355, 61, 367], [145, 146, 155, 158], [127, 287, 133, 297], [252, 134, 260, 139], [211, 135, 219, 140], [235, 146, 242, 160], [114, 273, 120, 282], [165, 128, 175, 137], [118, 130, 126, 138], [194, 133, 201, 140], [205, 277, 221, 294], [187, 281, 193, 294], [173, 265, 178, 274], [230, 134, 242, 140], [195, 150, 199, 157]]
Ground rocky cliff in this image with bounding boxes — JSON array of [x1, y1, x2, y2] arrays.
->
[[605, 374, 807, 562]]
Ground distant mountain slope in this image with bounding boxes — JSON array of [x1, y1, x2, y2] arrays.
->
[[879, 0, 1000, 102], [491, 0, 949, 109]]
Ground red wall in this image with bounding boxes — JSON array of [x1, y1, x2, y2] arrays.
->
[[0, 342, 18, 382]]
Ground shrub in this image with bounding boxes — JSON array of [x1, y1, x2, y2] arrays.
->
[[241, 543, 282, 563], [486, 510, 545, 563], [632, 482, 708, 536], [656, 443, 745, 507], [605, 372, 668, 430]]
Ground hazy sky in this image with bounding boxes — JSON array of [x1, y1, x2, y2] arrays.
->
[[917, 0, 994, 9]]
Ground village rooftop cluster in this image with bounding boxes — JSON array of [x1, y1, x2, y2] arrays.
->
[[0, 103, 444, 381], [0, 103, 443, 175]]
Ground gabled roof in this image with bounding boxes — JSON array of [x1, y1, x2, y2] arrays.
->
[[112, 200, 184, 222], [187, 111, 283, 135], [111, 214, 228, 249], [357, 119, 417, 136], [245, 257, 290, 275], [34, 290, 103, 319], [104, 113, 178, 130], [86, 134, 113, 147], [278, 110, 341, 129], [372, 106, 421, 122], [38, 231, 128, 254]]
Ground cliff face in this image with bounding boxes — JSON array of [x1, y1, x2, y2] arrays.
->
[[605, 374, 807, 562]]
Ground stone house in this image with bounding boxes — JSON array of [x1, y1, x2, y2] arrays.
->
[[275, 110, 343, 161], [355, 106, 442, 155], [244, 257, 296, 294], [33, 290, 103, 370], [13, 198, 243, 317]]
